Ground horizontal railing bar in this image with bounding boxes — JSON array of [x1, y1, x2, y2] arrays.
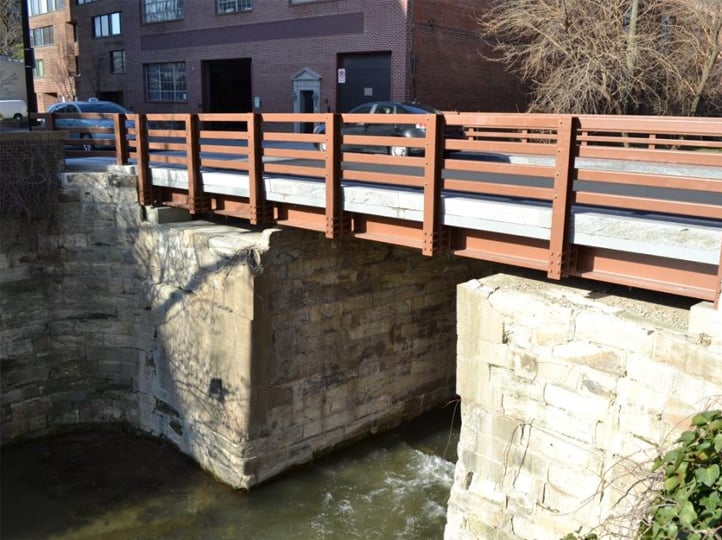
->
[[263, 163, 324, 178], [200, 159, 251, 171], [443, 179, 554, 200], [444, 159, 555, 178], [342, 152, 426, 166], [576, 168, 722, 192], [263, 147, 322, 160], [577, 146, 722, 168], [446, 139, 558, 155], [198, 144, 249, 155]]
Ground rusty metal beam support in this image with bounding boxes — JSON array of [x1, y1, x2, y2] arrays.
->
[[134, 114, 155, 207], [422, 113, 448, 256], [248, 113, 273, 225], [548, 115, 577, 280], [186, 114, 208, 215], [324, 113, 349, 238], [114, 113, 129, 164]]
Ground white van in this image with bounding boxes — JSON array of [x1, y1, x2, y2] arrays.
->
[[0, 99, 28, 120]]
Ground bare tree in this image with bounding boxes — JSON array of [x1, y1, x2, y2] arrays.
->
[[0, 70, 18, 95], [0, 0, 22, 59], [478, 0, 722, 115], [45, 40, 77, 102]]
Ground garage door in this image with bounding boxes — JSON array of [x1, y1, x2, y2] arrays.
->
[[337, 52, 391, 112]]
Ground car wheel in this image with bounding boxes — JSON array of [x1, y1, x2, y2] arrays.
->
[[81, 134, 93, 152], [390, 145, 409, 157], [13, 113, 22, 121]]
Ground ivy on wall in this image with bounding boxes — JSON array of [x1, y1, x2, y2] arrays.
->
[[563, 410, 722, 540]]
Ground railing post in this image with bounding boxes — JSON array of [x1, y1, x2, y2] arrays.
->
[[324, 113, 348, 238], [135, 114, 155, 206], [114, 113, 129, 164], [548, 115, 578, 280], [248, 112, 272, 224], [421, 113, 448, 256], [186, 113, 208, 215]]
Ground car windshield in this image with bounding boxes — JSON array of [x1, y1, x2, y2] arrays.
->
[[76, 103, 127, 113]]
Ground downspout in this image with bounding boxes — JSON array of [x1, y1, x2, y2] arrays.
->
[[407, 0, 416, 102]]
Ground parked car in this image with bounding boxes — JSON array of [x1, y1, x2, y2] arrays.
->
[[47, 99, 130, 151], [314, 101, 464, 156]]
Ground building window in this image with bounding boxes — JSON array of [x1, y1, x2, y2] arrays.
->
[[76, 0, 99, 4], [93, 12, 122, 38], [217, 0, 252, 13], [33, 59, 45, 78], [30, 26, 54, 47], [289, 0, 320, 4], [142, 0, 184, 23], [28, 0, 64, 16], [145, 62, 187, 101], [110, 50, 125, 74]]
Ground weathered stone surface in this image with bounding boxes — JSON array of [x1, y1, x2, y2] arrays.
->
[[446, 274, 722, 540], [1, 169, 495, 489]]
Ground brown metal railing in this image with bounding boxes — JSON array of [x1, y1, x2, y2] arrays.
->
[[33, 110, 722, 307]]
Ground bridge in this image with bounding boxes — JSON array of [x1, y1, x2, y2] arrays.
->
[[35, 110, 722, 307], [10, 110, 722, 538]]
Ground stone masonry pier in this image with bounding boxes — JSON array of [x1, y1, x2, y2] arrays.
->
[[1, 169, 495, 488], [445, 274, 722, 539]]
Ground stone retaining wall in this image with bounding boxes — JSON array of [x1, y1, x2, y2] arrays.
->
[[1, 169, 495, 488], [445, 273, 722, 539]]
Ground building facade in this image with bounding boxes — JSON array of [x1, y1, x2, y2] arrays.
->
[[28, 0, 527, 116]]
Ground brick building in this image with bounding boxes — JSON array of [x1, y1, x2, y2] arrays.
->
[[27, 0, 527, 116]]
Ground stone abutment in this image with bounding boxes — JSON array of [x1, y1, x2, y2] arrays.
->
[[445, 274, 722, 539], [0, 167, 494, 488]]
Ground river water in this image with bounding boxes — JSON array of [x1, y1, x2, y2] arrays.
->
[[1, 406, 460, 540]]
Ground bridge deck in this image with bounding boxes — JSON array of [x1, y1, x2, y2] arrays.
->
[[139, 156, 721, 267], [45, 111, 722, 306]]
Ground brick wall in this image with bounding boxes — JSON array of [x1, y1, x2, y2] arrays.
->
[[412, 0, 529, 111]]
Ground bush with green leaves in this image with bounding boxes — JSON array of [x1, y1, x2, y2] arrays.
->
[[640, 410, 722, 539], [563, 410, 722, 540]]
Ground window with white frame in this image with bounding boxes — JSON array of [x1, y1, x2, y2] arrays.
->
[[142, 0, 184, 23], [93, 12, 122, 38], [30, 26, 54, 47], [110, 50, 125, 73], [217, 0, 252, 13], [34, 58, 45, 78], [145, 62, 187, 101], [28, 0, 64, 16]]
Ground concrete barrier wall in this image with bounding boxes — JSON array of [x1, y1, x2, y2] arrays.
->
[[1, 170, 495, 488], [446, 273, 722, 540]]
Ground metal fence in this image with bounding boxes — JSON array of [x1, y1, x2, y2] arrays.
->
[[33, 110, 722, 307]]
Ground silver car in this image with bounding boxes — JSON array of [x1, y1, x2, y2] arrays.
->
[[314, 101, 464, 156], [47, 99, 130, 151]]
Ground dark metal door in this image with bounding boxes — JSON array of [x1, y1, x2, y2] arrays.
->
[[337, 52, 391, 112]]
